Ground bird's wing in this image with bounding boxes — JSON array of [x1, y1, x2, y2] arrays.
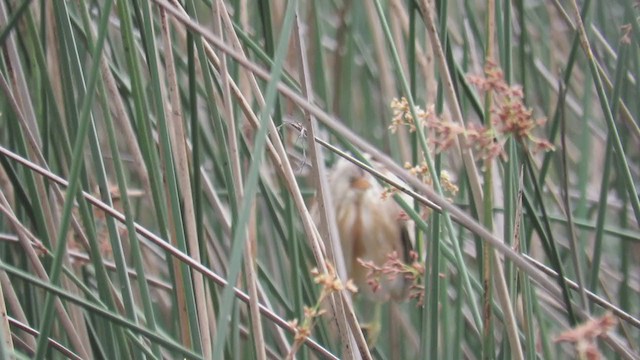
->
[[400, 224, 413, 264]]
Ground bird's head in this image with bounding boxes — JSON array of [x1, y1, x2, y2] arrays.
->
[[329, 157, 380, 203]]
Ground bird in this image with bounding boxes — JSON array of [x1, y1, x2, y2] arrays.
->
[[321, 156, 415, 345], [326, 156, 413, 301]]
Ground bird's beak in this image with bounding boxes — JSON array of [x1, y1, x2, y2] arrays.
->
[[350, 176, 371, 190]]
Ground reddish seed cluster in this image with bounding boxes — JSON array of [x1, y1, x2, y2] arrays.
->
[[357, 251, 426, 305], [467, 60, 555, 161], [390, 60, 554, 165], [466, 123, 506, 162], [467, 61, 514, 94], [554, 312, 617, 360], [389, 97, 464, 152]]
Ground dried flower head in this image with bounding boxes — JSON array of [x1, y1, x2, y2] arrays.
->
[[403, 162, 458, 199], [390, 97, 464, 152], [357, 250, 426, 306], [440, 170, 459, 196], [389, 97, 438, 135], [390, 97, 417, 133], [287, 262, 358, 359], [554, 312, 617, 360], [389, 62, 554, 167], [311, 262, 358, 296], [467, 60, 555, 161], [288, 318, 312, 343]]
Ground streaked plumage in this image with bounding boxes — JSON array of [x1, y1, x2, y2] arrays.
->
[[327, 157, 413, 301]]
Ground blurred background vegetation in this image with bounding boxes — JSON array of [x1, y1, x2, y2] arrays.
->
[[0, 0, 638, 359]]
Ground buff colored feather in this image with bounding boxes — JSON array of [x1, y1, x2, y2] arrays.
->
[[326, 157, 413, 301]]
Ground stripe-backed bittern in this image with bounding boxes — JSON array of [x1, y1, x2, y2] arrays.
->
[[326, 157, 413, 302]]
